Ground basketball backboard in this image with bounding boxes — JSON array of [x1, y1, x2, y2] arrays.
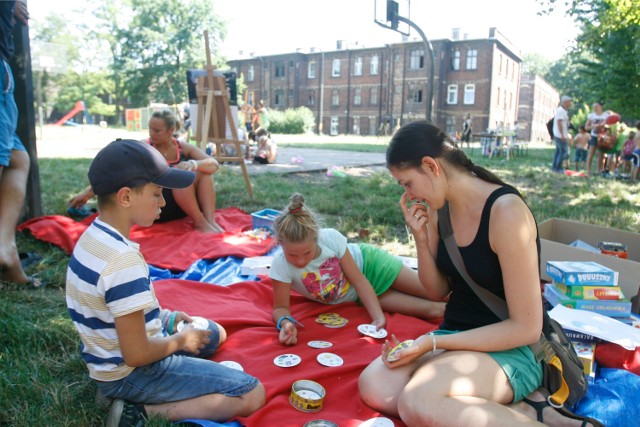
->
[[374, 0, 411, 36], [32, 42, 68, 74]]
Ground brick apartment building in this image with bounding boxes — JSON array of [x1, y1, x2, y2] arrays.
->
[[227, 27, 556, 140], [517, 72, 560, 143]]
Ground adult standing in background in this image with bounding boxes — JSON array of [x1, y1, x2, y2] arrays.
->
[[551, 96, 573, 173], [252, 99, 270, 132], [461, 113, 472, 148], [584, 102, 609, 176], [0, 1, 39, 287]]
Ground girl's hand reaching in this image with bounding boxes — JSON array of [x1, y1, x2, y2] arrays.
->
[[372, 315, 387, 331], [279, 322, 298, 346]]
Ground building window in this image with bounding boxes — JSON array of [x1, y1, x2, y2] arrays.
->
[[275, 61, 285, 77], [370, 55, 379, 75], [409, 85, 423, 103], [463, 84, 475, 105], [354, 57, 363, 76], [447, 84, 458, 104], [370, 87, 378, 105], [466, 49, 477, 70], [308, 61, 316, 79], [452, 50, 460, 70], [497, 87, 501, 106], [498, 54, 503, 74], [354, 87, 362, 105], [247, 65, 255, 82], [275, 89, 284, 106], [307, 89, 315, 106], [332, 59, 341, 77], [410, 49, 425, 69], [331, 89, 340, 106]]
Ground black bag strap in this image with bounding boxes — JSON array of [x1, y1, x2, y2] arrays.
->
[[437, 202, 509, 320]]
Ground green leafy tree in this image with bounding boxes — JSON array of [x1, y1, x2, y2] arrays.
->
[[118, 0, 227, 107], [522, 53, 551, 76], [539, 0, 640, 120]]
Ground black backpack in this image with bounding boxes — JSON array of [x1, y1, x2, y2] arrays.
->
[[546, 117, 554, 138]]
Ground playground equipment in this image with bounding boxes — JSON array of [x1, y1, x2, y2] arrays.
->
[[53, 100, 90, 126]]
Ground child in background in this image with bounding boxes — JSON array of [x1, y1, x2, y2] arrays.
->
[[253, 128, 277, 164], [66, 139, 264, 425], [633, 124, 640, 181], [619, 130, 636, 176], [572, 125, 590, 171], [269, 193, 446, 346]]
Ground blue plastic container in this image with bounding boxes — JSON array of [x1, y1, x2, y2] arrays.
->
[[251, 209, 282, 231]]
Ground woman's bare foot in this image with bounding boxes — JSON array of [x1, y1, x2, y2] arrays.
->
[[0, 247, 29, 283], [208, 220, 224, 233]]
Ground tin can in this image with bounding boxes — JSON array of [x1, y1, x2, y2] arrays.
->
[[289, 380, 325, 412], [303, 420, 338, 427]]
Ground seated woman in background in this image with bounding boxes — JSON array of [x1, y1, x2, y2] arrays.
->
[[253, 128, 277, 164], [69, 109, 224, 233]]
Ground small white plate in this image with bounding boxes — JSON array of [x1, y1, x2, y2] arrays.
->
[[218, 360, 244, 371], [359, 417, 395, 427], [357, 324, 388, 339], [176, 316, 209, 332], [316, 352, 343, 367], [273, 353, 302, 367], [307, 340, 334, 349]]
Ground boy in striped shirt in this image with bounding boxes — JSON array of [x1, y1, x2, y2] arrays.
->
[[66, 139, 264, 426]]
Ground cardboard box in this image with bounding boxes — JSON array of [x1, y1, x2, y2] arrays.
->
[[564, 329, 602, 344], [544, 283, 632, 318], [546, 261, 618, 287], [239, 256, 273, 276], [554, 282, 624, 300], [572, 341, 597, 378], [538, 218, 640, 306]]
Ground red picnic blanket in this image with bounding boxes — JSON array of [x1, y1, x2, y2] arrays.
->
[[17, 207, 277, 271], [153, 278, 439, 427]]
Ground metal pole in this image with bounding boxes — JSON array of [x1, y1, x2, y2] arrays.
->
[[397, 16, 434, 123]]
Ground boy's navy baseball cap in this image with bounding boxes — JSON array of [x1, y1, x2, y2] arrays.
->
[[88, 139, 195, 196]]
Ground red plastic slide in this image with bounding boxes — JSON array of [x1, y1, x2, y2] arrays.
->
[[53, 101, 85, 126]]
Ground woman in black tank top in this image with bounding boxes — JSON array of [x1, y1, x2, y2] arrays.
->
[[359, 121, 591, 426]]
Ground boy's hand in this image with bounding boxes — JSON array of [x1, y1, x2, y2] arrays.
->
[[179, 326, 211, 354], [279, 322, 297, 346]]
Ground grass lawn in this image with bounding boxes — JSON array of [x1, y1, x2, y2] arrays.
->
[[2, 135, 639, 426]]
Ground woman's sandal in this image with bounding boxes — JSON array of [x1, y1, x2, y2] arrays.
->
[[522, 398, 605, 427]]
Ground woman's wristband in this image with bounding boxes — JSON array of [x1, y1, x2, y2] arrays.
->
[[189, 159, 198, 170]]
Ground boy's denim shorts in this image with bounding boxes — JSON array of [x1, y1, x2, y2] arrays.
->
[[0, 60, 26, 167], [95, 320, 260, 404]]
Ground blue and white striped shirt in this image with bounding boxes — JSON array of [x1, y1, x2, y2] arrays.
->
[[66, 218, 166, 381]]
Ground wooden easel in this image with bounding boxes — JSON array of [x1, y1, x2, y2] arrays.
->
[[195, 30, 253, 197]]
